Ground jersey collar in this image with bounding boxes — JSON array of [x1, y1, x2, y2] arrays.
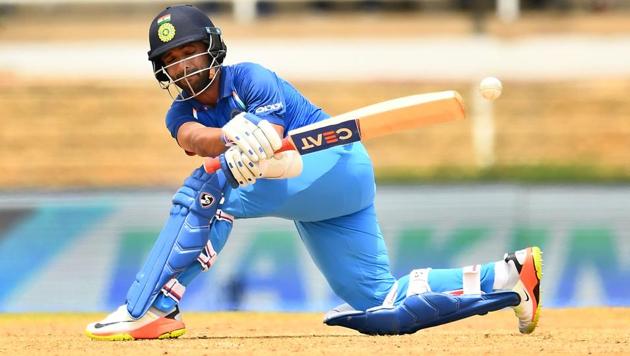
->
[[218, 65, 233, 100]]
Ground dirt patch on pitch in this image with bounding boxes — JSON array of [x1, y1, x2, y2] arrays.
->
[[0, 309, 628, 355]]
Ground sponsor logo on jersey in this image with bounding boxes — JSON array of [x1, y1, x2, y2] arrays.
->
[[291, 120, 361, 154], [199, 192, 215, 208], [254, 103, 283, 115]]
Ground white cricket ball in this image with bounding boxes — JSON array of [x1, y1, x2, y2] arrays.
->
[[479, 77, 503, 101]]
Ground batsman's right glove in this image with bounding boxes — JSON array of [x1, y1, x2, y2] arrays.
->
[[221, 112, 282, 162]]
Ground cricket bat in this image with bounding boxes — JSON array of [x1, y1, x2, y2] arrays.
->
[[203, 90, 465, 174]]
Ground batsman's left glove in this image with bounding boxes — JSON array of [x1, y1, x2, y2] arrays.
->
[[222, 148, 303, 189], [223, 145, 262, 187]]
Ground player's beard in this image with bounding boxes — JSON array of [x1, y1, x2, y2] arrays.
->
[[176, 67, 211, 95]]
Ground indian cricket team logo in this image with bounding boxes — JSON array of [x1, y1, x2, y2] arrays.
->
[[157, 14, 175, 43], [158, 22, 176, 43], [199, 192, 215, 208]]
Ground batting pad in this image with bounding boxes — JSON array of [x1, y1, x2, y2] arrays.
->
[[126, 167, 226, 318], [324, 291, 520, 335]]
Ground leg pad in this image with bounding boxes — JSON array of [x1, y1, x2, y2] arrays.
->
[[125, 167, 225, 318], [324, 291, 520, 335]]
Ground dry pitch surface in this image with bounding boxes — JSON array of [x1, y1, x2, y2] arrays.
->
[[0, 309, 628, 355]]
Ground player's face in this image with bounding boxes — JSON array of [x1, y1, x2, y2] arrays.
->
[[161, 41, 212, 94]]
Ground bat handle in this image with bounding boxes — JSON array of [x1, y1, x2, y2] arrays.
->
[[276, 138, 296, 154], [202, 156, 222, 174], [202, 138, 296, 174]]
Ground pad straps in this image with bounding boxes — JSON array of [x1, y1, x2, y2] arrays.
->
[[462, 264, 482, 295]]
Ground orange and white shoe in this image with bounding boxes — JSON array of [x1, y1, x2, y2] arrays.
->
[[505, 246, 543, 334], [85, 304, 186, 341]]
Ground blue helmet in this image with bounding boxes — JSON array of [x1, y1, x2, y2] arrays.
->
[[148, 4, 226, 82]]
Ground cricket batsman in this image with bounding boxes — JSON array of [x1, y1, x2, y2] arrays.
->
[[86, 4, 542, 340]]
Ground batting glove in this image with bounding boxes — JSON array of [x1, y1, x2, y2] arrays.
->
[[221, 112, 282, 162], [223, 146, 262, 187]]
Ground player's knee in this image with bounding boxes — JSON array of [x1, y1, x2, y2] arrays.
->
[[329, 280, 393, 311], [172, 166, 224, 220]]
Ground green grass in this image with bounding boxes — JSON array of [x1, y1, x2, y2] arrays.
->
[[375, 164, 630, 184]]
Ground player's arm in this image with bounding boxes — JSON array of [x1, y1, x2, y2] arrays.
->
[[176, 120, 284, 158], [176, 121, 225, 158]]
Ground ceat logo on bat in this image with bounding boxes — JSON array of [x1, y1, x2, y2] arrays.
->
[[292, 120, 361, 154], [299, 128, 352, 149]]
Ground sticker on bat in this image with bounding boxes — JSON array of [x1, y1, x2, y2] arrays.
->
[[291, 120, 361, 154]]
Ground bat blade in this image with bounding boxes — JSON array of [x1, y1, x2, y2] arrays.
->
[[349, 90, 465, 140], [203, 90, 465, 173], [287, 90, 465, 155]]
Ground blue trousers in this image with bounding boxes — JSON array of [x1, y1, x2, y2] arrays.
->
[[219, 142, 495, 310]]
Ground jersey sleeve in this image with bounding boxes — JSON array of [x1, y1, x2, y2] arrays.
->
[[233, 63, 287, 127], [165, 100, 196, 139], [165, 101, 198, 155]]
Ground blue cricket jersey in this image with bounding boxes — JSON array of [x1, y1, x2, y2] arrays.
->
[[165, 62, 328, 141], [165, 62, 375, 222]]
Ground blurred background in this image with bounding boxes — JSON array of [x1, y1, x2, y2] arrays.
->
[[0, 0, 629, 312]]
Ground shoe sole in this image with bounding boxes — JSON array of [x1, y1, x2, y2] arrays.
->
[[520, 246, 543, 334], [85, 327, 186, 341]]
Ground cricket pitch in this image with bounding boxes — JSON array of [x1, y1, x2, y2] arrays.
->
[[0, 308, 628, 355]]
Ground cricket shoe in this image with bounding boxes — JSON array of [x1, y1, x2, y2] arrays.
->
[[85, 304, 185, 341], [505, 246, 543, 334]]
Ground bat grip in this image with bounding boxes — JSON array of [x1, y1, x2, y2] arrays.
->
[[202, 138, 296, 174], [202, 156, 222, 174]]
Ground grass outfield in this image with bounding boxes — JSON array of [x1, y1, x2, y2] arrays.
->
[[0, 309, 628, 355]]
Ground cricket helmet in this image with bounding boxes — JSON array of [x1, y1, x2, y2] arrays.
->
[[148, 4, 227, 82]]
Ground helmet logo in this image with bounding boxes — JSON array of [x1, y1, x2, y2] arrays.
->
[[158, 22, 176, 43]]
